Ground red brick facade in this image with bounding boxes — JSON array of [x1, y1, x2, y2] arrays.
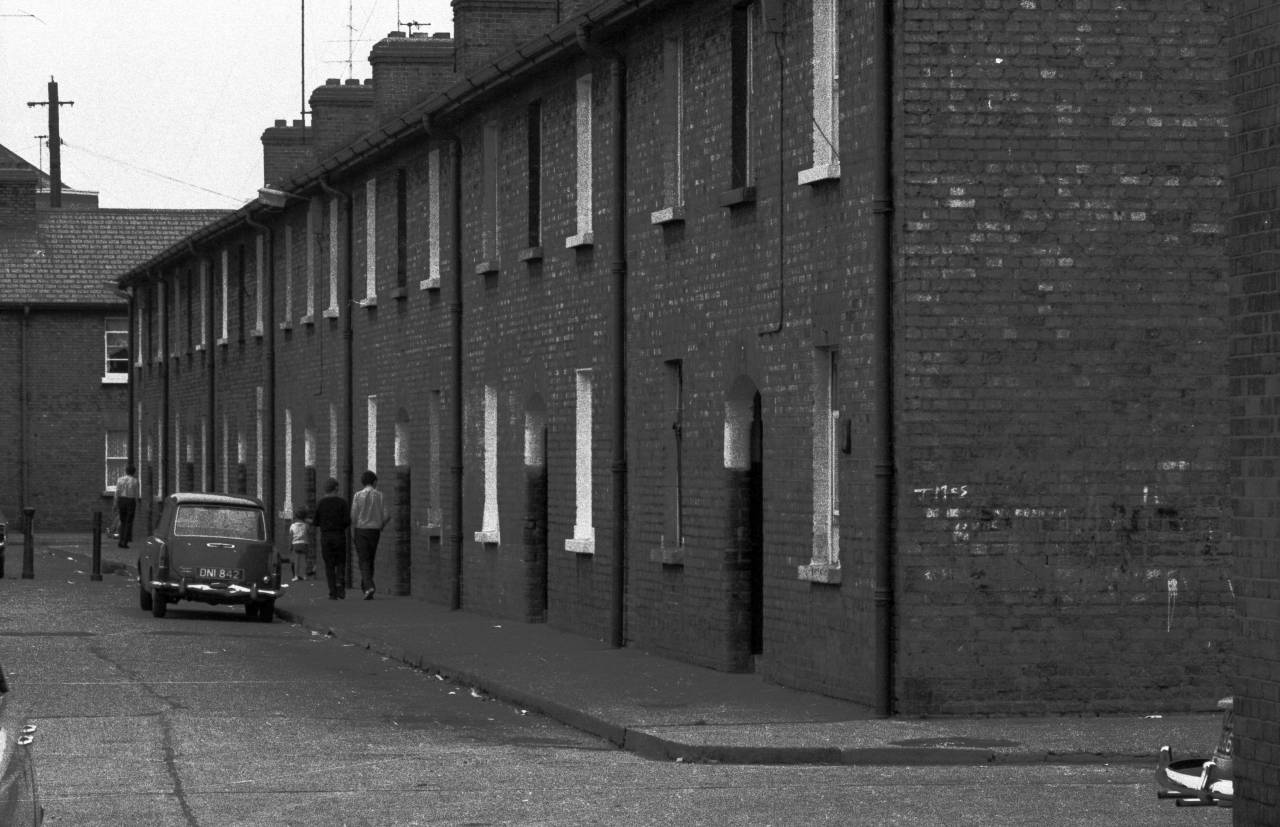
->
[[122, 0, 1231, 717]]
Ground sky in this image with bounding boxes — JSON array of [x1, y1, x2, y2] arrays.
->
[[0, 1, 455, 210]]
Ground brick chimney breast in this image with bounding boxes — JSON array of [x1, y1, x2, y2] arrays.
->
[[452, 0, 559, 77], [309, 77, 377, 158], [261, 119, 314, 187], [369, 30, 459, 122]]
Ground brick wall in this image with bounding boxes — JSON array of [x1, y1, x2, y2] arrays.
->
[[124, 0, 1234, 716], [1228, 2, 1280, 820]]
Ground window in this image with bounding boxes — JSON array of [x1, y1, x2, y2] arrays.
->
[[367, 394, 378, 473], [282, 224, 295, 328], [105, 430, 128, 492], [652, 29, 685, 225], [236, 245, 246, 344], [800, 349, 841, 582], [254, 234, 265, 335], [475, 384, 500, 544], [156, 281, 166, 362], [329, 403, 339, 480], [255, 386, 265, 499], [282, 408, 294, 518], [325, 196, 341, 317], [305, 198, 320, 322], [104, 317, 129, 382], [363, 177, 378, 305], [478, 121, 500, 274], [566, 369, 595, 553], [728, 2, 758, 195], [566, 73, 594, 248], [799, 0, 840, 185], [423, 149, 442, 290], [197, 260, 209, 351], [395, 168, 408, 291], [218, 249, 230, 345], [134, 293, 145, 366], [428, 390, 443, 527], [663, 360, 684, 548], [526, 101, 543, 252]]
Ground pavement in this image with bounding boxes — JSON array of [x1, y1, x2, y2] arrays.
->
[[5, 532, 1226, 768]]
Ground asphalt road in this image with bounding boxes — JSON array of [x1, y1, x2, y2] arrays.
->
[[1, 547, 1229, 826]]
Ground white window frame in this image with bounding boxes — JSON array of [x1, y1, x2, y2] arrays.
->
[[253, 234, 265, 336], [217, 249, 230, 345], [282, 408, 294, 519], [104, 316, 129, 383], [281, 224, 295, 329], [325, 196, 341, 318], [799, 0, 841, 185], [363, 177, 378, 305], [566, 73, 594, 248], [155, 281, 166, 362], [197, 260, 209, 351], [366, 394, 378, 474], [651, 29, 686, 225], [475, 384, 501, 544], [105, 430, 128, 493], [566, 369, 595, 553], [800, 349, 842, 582], [304, 198, 319, 324], [423, 148, 442, 290]]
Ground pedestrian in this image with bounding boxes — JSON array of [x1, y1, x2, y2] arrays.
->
[[288, 507, 312, 581], [312, 478, 351, 600], [114, 464, 140, 548], [350, 470, 389, 600]]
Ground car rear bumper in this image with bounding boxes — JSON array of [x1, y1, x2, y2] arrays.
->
[[150, 579, 287, 604]]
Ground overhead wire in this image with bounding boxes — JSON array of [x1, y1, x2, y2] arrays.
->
[[61, 140, 243, 204]]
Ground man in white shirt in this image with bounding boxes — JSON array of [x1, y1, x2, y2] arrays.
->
[[350, 470, 390, 599], [114, 465, 140, 548]]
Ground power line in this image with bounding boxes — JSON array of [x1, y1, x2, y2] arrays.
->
[[62, 140, 244, 205]]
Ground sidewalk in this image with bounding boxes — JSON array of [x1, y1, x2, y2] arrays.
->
[[14, 532, 1223, 767]]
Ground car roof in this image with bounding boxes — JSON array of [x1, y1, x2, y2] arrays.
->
[[167, 492, 264, 509]]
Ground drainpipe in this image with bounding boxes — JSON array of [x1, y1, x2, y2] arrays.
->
[[245, 214, 276, 524], [577, 24, 628, 649], [18, 305, 29, 510], [319, 179, 354, 528], [870, 0, 897, 718], [421, 114, 465, 611], [448, 134, 465, 611]]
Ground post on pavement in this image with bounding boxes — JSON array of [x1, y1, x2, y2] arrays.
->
[[21, 507, 35, 578], [91, 510, 103, 581]]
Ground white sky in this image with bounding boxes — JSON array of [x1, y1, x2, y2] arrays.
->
[[0, 1, 455, 209]]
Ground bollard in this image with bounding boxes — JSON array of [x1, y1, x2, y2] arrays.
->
[[21, 507, 35, 579], [90, 510, 103, 581]]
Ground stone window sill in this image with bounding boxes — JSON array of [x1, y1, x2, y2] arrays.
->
[[797, 561, 842, 584]]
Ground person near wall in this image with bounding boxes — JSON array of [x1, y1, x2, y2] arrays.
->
[[312, 478, 351, 600], [114, 464, 140, 548], [288, 507, 313, 582], [350, 470, 390, 600]]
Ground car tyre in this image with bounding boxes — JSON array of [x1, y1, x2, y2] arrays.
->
[[139, 575, 153, 611], [258, 600, 275, 623], [151, 590, 167, 618]]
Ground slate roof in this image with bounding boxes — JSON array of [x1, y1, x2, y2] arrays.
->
[[0, 208, 229, 305]]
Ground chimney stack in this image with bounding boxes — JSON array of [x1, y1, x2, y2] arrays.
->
[[452, 0, 559, 77], [308, 78, 376, 158], [261, 119, 314, 187], [369, 31, 459, 122]]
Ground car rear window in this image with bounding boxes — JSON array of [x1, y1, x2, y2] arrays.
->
[[173, 505, 265, 540]]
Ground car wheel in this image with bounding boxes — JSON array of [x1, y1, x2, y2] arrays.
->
[[244, 602, 259, 621], [151, 590, 167, 618], [257, 600, 275, 623], [139, 574, 153, 611]]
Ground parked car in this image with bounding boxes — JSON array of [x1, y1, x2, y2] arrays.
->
[[1155, 697, 1233, 808], [137, 493, 285, 622], [0, 662, 42, 826]]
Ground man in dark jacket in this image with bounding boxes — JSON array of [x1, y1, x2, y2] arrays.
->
[[312, 478, 351, 599]]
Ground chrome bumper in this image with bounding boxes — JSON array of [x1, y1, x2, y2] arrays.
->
[[149, 579, 287, 601]]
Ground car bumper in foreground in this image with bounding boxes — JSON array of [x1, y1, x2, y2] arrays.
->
[[149, 579, 287, 605]]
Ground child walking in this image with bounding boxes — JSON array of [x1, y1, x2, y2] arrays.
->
[[289, 507, 312, 581]]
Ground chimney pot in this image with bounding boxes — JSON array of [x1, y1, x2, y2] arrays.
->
[[388, 30, 406, 38], [326, 78, 341, 85], [274, 119, 287, 127], [432, 32, 451, 38]]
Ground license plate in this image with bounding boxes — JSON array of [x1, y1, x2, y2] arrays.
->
[[198, 567, 243, 580]]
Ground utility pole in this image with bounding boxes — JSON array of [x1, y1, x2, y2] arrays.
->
[[27, 77, 73, 208]]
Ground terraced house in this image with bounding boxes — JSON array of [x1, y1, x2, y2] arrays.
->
[[0, 146, 228, 531], [119, 0, 1231, 721]]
